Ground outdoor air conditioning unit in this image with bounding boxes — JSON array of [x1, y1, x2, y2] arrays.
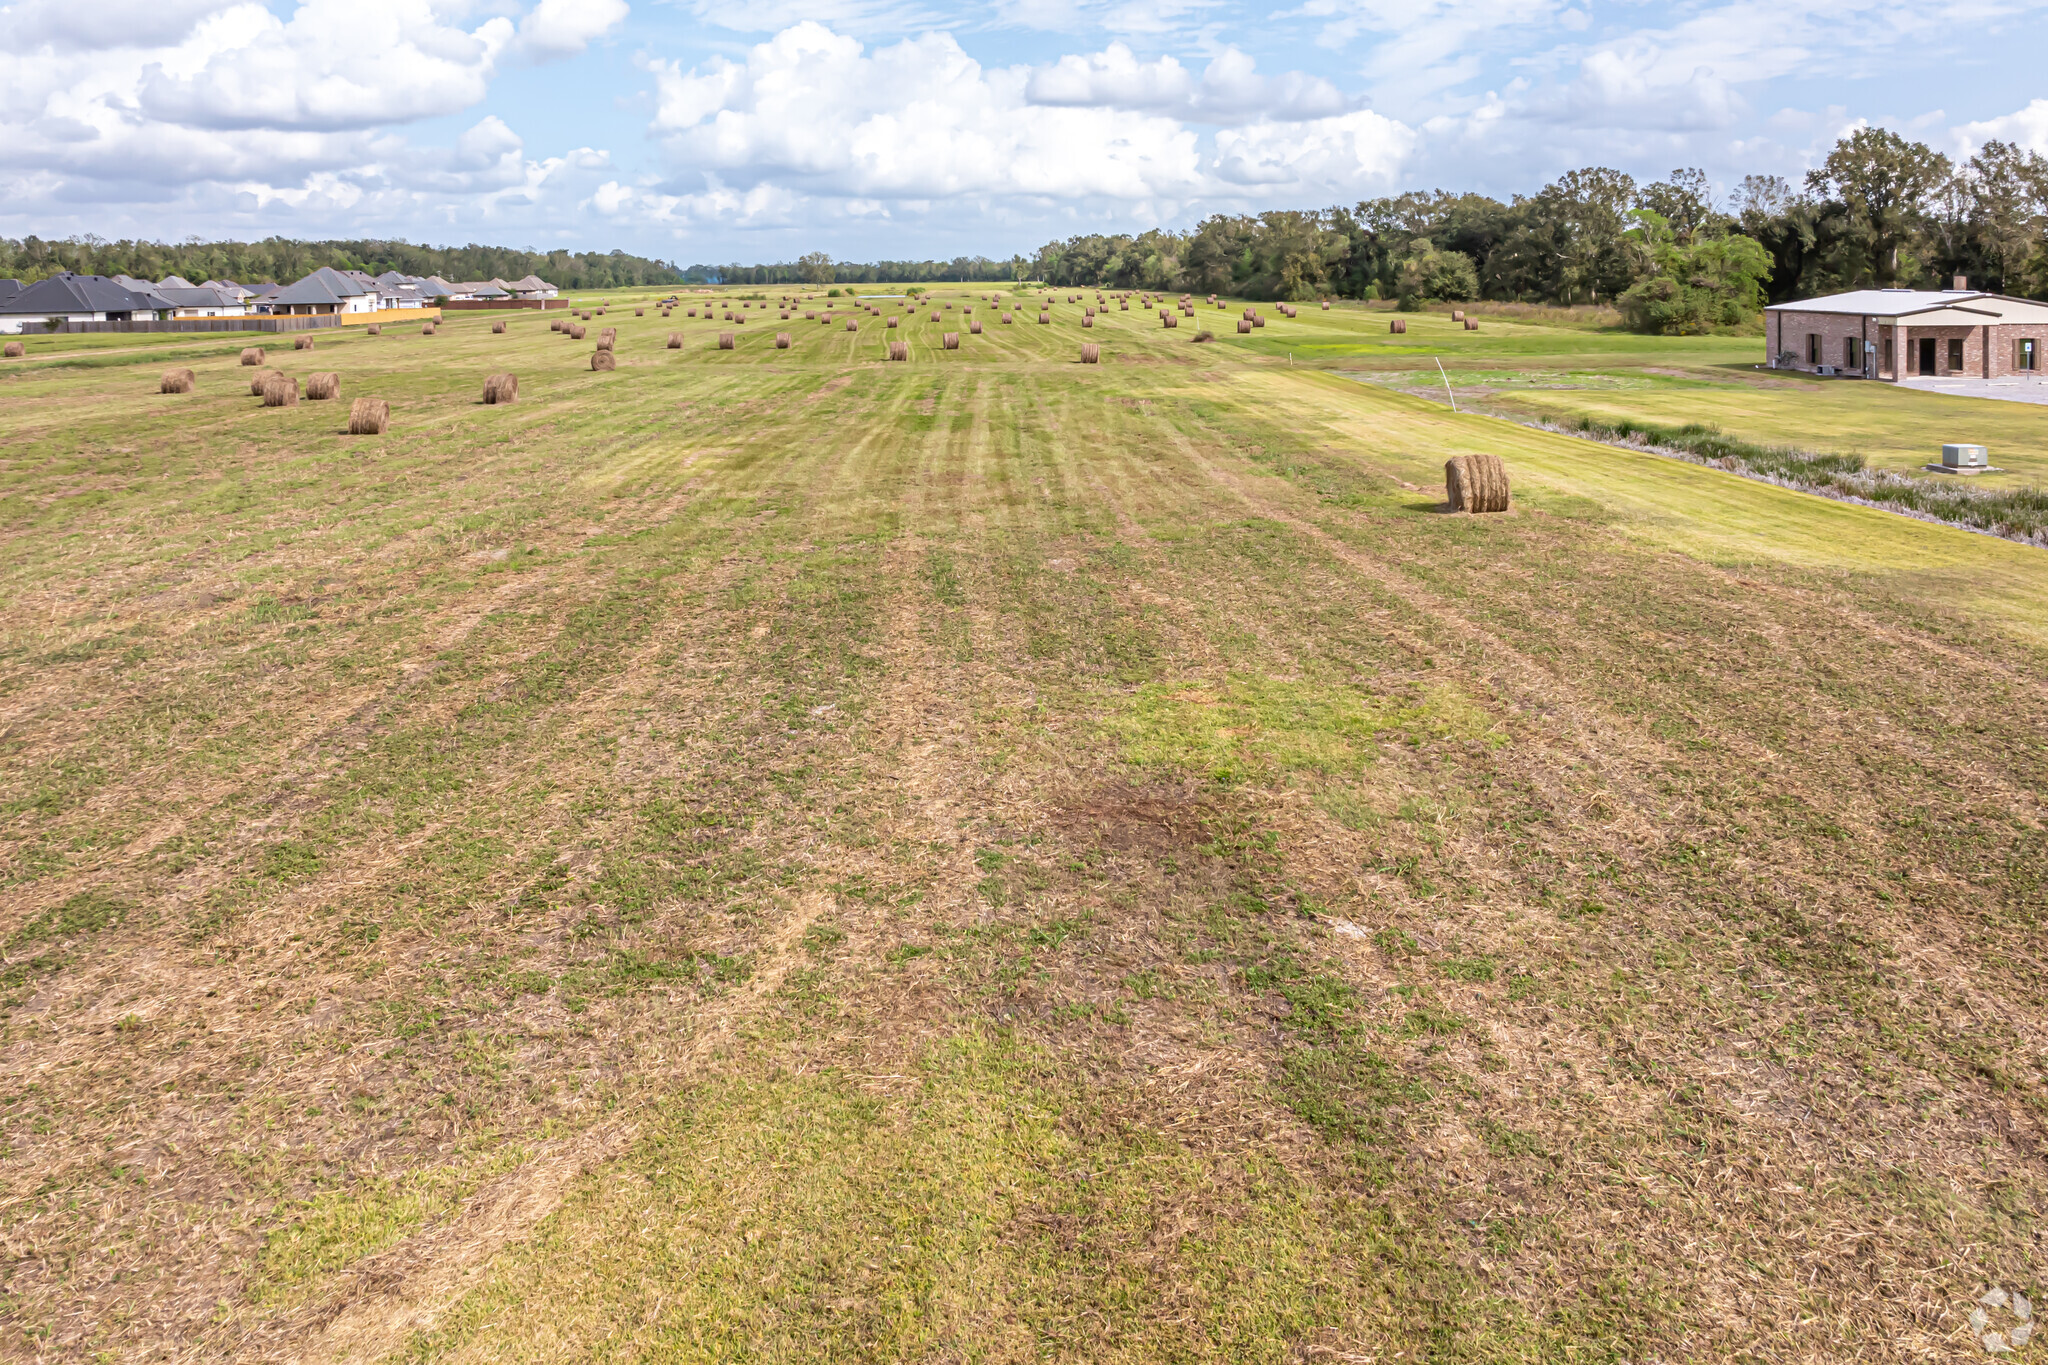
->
[[1816, 364, 1838, 377], [1942, 443, 1989, 469]]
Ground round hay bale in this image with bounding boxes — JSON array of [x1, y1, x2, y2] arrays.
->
[[1444, 454, 1511, 514], [636, 309, 645, 317], [1452, 310, 1465, 322], [1, 340, 21, 357], [887, 316, 899, 328], [1243, 308, 1256, 320], [930, 310, 941, 322], [846, 318, 858, 331], [718, 331, 735, 350], [492, 320, 507, 334], [1390, 319, 1406, 333], [483, 372, 518, 404], [347, 397, 389, 435], [240, 347, 264, 365], [160, 368, 196, 394], [667, 331, 683, 348], [1464, 319, 1480, 330], [1120, 300, 1128, 310], [1080, 343, 1100, 364], [305, 372, 340, 401], [688, 308, 698, 317], [249, 368, 280, 396], [1322, 300, 1330, 310], [1162, 314, 1178, 329], [1253, 316, 1265, 328], [262, 375, 300, 407], [366, 324, 381, 335], [422, 322, 436, 336], [294, 334, 315, 351], [775, 332, 792, 349], [969, 318, 982, 334], [1038, 311, 1049, 324], [572, 325, 587, 340], [805, 311, 817, 320], [943, 332, 959, 350], [1002, 312, 1012, 324], [595, 336, 613, 352], [1237, 319, 1252, 333], [551, 319, 563, 332], [591, 349, 616, 372], [887, 340, 909, 362]]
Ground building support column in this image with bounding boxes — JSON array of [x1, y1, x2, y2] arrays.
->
[[1895, 321, 1908, 382]]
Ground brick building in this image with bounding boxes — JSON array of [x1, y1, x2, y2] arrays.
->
[[1765, 281, 2048, 382]]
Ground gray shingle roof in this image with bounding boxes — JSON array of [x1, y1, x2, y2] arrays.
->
[[0, 272, 167, 316]]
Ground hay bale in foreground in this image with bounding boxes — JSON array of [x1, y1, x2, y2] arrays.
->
[[422, 322, 436, 335], [159, 368, 196, 394], [262, 375, 300, 407], [492, 320, 506, 334], [775, 332, 792, 349], [571, 325, 587, 340], [1445, 454, 1510, 514], [887, 316, 899, 328], [1, 341, 22, 358], [347, 397, 389, 435], [1080, 343, 1099, 364], [591, 350, 616, 372], [249, 369, 280, 396], [718, 331, 735, 350], [1001, 312, 1012, 324], [930, 310, 941, 322], [1082, 315, 1094, 328], [294, 335, 315, 351], [1452, 310, 1465, 322], [1038, 311, 1050, 324], [846, 318, 858, 331], [1162, 314, 1178, 328], [1464, 319, 1479, 330], [484, 372, 518, 404], [595, 336, 613, 352], [366, 324, 381, 335], [240, 347, 264, 366], [969, 318, 982, 334], [1390, 319, 1407, 333], [887, 340, 908, 362], [306, 372, 340, 400], [635, 309, 644, 317], [942, 332, 959, 350], [667, 332, 683, 348], [1237, 319, 1252, 333]]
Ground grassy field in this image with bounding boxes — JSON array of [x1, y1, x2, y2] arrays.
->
[[4, 287, 2048, 1363]]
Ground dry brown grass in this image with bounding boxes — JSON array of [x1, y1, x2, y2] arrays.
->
[[304, 372, 339, 401], [343, 395, 387, 432]]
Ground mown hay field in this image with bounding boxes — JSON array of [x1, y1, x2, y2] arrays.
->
[[4, 286, 2048, 1363]]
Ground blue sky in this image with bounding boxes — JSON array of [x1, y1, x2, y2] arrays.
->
[[1, 0, 2043, 265]]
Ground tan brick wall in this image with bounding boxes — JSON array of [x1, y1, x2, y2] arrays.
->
[[1770, 313, 2048, 381]]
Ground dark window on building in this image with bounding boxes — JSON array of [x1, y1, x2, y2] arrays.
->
[[1885, 338, 1894, 371], [1807, 333, 1819, 364], [1948, 338, 1964, 372], [1919, 337, 1936, 375], [2020, 339, 2039, 372], [1845, 337, 1861, 369]]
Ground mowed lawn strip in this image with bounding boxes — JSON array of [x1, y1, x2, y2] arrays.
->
[[0, 289, 2044, 1364]]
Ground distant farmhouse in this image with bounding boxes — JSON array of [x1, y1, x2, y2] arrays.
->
[[0, 266, 556, 332], [1767, 277, 2047, 382]]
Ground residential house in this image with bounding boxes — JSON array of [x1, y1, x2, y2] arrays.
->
[[0, 280, 20, 307], [155, 285, 247, 318], [1766, 278, 2048, 382], [268, 266, 378, 317], [0, 273, 173, 333], [244, 283, 283, 313], [206, 280, 255, 302], [506, 274, 558, 299], [157, 275, 196, 290]]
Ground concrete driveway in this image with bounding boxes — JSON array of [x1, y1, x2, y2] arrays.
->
[[1899, 377, 2048, 406]]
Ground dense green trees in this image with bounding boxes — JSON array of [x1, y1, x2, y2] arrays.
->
[[0, 237, 684, 289], [1024, 130, 2048, 331]]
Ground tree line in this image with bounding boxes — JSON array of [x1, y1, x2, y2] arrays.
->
[[0, 237, 686, 290], [1028, 130, 2048, 333], [682, 254, 1032, 286]]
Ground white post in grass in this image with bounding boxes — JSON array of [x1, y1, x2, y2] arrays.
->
[[1435, 358, 1458, 413]]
